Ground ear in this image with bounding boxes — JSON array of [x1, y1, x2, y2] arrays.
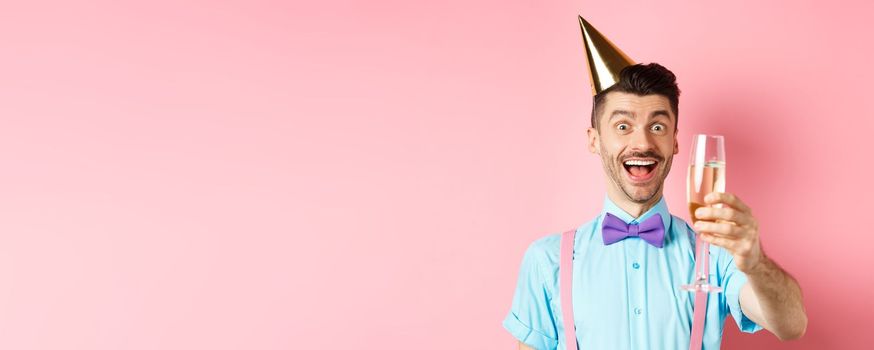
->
[[673, 128, 680, 155], [587, 127, 600, 155]]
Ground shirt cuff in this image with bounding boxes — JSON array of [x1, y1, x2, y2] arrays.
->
[[727, 281, 764, 333], [735, 308, 764, 333], [503, 312, 558, 350]]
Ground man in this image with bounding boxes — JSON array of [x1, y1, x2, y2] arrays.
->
[[502, 17, 807, 349]]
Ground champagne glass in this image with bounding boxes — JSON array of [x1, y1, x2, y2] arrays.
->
[[681, 134, 725, 293]]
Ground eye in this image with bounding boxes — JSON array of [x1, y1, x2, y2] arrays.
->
[[617, 123, 630, 131], [650, 124, 665, 132]]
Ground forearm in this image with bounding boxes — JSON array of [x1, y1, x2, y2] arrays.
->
[[745, 255, 808, 340]]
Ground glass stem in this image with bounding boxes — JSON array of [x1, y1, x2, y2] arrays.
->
[[697, 242, 708, 282]]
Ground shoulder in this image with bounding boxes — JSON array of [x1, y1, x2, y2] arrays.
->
[[669, 214, 733, 263], [521, 221, 595, 269], [521, 233, 561, 270], [669, 214, 696, 244], [671, 214, 693, 233], [518, 227, 578, 285]]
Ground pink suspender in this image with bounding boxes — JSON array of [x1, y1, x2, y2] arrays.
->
[[560, 230, 578, 350], [687, 234, 710, 350], [559, 229, 708, 350]]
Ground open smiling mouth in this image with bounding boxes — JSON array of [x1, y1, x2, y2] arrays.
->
[[622, 159, 658, 183]]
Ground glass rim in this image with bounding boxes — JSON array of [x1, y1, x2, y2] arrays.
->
[[693, 133, 724, 139]]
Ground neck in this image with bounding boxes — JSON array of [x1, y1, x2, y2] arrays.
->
[[606, 189, 663, 218]]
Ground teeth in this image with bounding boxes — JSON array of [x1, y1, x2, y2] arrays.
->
[[624, 160, 656, 166]]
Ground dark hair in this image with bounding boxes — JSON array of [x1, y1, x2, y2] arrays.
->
[[591, 63, 681, 129]]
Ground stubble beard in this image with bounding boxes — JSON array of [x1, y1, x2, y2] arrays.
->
[[600, 144, 674, 205]]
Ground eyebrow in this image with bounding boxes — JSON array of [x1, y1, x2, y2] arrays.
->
[[608, 109, 672, 121], [609, 110, 634, 121]]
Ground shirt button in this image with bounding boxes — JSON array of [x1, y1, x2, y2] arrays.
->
[[632, 262, 640, 269], [634, 308, 642, 315]]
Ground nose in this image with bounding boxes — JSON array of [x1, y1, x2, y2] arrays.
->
[[628, 127, 655, 152]]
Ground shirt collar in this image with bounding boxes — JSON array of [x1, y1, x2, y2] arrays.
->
[[600, 195, 672, 232]]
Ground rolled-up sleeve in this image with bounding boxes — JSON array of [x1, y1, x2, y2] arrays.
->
[[721, 252, 764, 333], [503, 239, 559, 349]]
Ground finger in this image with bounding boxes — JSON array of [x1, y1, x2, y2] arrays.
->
[[693, 221, 746, 237], [699, 232, 737, 250], [705, 192, 751, 213], [694, 206, 753, 226]]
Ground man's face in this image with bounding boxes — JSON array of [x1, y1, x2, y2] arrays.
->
[[587, 91, 679, 205]]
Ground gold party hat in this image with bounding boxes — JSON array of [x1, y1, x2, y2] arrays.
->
[[578, 16, 635, 95]]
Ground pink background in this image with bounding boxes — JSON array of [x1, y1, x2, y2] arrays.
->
[[0, 1, 871, 349]]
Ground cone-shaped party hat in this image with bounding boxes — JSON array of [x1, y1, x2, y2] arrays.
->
[[579, 16, 635, 95]]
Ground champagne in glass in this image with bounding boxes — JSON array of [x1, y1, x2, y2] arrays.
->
[[681, 134, 725, 293]]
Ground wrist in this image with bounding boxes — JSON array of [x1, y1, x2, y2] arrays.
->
[[744, 253, 771, 276]]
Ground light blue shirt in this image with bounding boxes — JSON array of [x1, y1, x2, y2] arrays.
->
[[503, 196, 762, 349]]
